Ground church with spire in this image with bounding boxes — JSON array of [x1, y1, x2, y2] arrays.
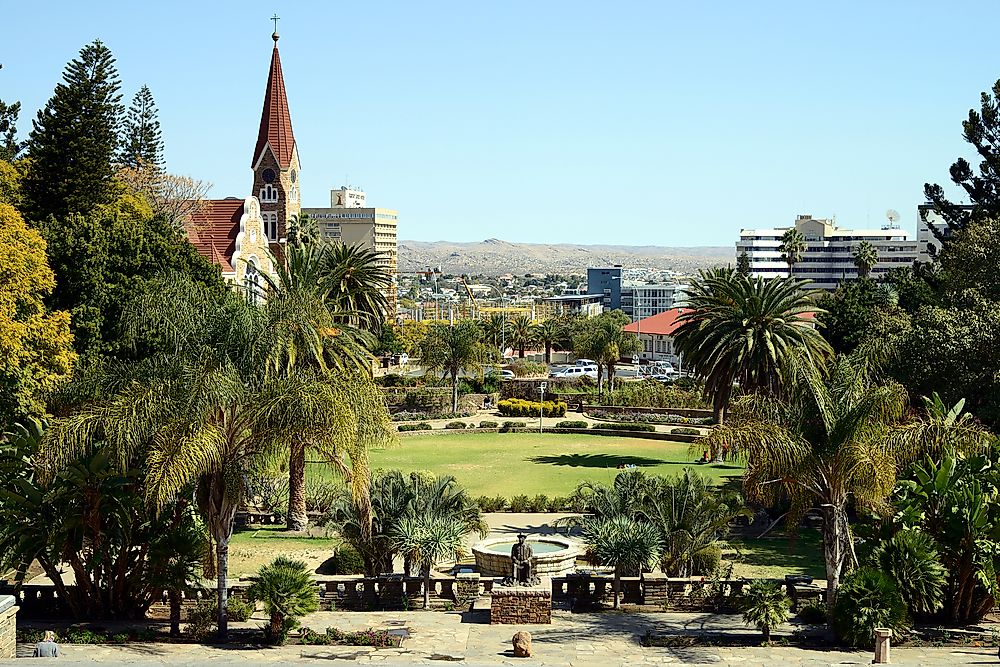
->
[[183, 27, 300, 289]]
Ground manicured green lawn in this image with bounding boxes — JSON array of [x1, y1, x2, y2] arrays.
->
[[724, 530, 826, 580], [309, 431, 742, 498], [228, 526, 339, 578]]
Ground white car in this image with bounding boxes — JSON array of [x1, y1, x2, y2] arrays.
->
[[574, 358, 597, 367], [549, 365, 599, 380]]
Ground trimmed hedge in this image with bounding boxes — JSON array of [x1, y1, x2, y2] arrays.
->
[[555, 420, 589, 429], [498, 398, 568, 418], [478, 420, 499, 428], [670, 426, 702, 436], [591, 422, 656, 432], [501, 421, 527, 431], [444, 421, 468, 429], [398, 422, 432, 432]]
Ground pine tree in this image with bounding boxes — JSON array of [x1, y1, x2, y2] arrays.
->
[[22, 40, 123, 223], [119, 85, 163, 170], [737, 251, 751, 277], [0, 99, 21, 162]]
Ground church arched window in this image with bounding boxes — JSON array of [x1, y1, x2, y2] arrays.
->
[[244, 258, 262, 304], [260, 184, 279, 203], [289, 186, 298, 202]]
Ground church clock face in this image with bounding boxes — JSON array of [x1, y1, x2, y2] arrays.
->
[[262, 168, 276, 183]]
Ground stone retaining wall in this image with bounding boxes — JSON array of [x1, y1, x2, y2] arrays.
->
[[490, 588, 552, 624], [0, 596, 16, 660]]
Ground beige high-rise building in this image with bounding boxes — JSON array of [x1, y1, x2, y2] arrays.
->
[[303, 186, 398, 313]]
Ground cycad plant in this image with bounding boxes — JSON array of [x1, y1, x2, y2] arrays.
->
[[583, 515, 661, 609], [741, 580, 790, 642], [247, 557, 319, 643]]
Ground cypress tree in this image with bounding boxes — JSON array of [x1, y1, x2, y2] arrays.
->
[[736, 251, 751, 277], [22, 40, 123, 223], [119, 85, 163, 170]]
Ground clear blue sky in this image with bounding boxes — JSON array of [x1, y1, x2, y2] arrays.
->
[[4, 1, 995, 245]]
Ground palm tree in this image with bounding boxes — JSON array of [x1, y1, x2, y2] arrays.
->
[[43, 276, 390, 639], [742, 580, 790, 642], [704, 350, 988, 618], [573, 311, 640, 394], [508, 314, 535, 359], [673, 270, 832, 423], [391, 515, 468, 609], [583, 515, 661, 609], [481, 312, 508, 354], [852, 240, 879, 280], [260, 243, 379, 531], [323, 242, 393, 331], [247, 556, 319, 643], [533, 319, 563, 364], [419, 320, 486, 413], [779, 228, 807, 276]]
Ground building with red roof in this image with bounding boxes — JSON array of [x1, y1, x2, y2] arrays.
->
[[622, 308, 688, 366]]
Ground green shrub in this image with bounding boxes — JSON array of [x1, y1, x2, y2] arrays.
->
[[797, 601, 827, 625], [591, 422, 656, 432], [670, 426, 701, 436], [186, 598, 218, 640], [475, 495, 508, 512], [379, 374, 421, 388], [506, 361, 548, 377], [548, 496, 569, 512], [497, 398, 567, 418], [304, 479, 341, 515], [478, 420, 499, 429], [328, 545, 366, 575], [298, 626, 399, 647], [510, 494, 531, 512], [444, 421, 468, 430], [398, 422, 432, 432], [599, 381, 709, 409], [501, 421, 527, 431], [555, 420, 588, 429], [741, 580, 791, 642], [587, 409, 713, 425], [871, 529, 947, 617], [227, 596, 256, 622], [833, 567, 910, 648], [690, 543, 722, 575], [247, 557, 320, 645], [529, 494, 550, 512]]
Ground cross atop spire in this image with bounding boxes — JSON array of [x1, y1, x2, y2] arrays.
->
[[252, 28, 296, 168], [271, 13, 280, 42]]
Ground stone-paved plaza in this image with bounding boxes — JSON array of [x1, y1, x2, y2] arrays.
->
[[6, 609, 999, 666]]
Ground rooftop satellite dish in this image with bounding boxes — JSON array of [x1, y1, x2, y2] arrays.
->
[[886, 209, 900, 226]]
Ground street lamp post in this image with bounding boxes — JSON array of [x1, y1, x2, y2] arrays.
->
[[539, 382, 547, 434]]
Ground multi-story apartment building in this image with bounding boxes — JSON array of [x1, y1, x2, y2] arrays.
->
[[303, 186, 399, 313], [621, 283, 689, 321], [736, 214, 918, 290], [587, 266, 623, 310]]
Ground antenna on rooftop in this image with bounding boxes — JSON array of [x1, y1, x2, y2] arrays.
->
[[886, 209, 900, 228]]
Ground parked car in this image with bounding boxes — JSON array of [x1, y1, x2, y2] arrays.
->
[[549, 365, 598, 379], [574, 358, 597, 367], [500, 369, 515, 379]]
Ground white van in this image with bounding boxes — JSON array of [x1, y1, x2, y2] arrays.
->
[[549, 365, 599, 379]]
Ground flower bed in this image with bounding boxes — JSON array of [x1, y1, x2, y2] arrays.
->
[[298, 627, 401, 648], [591, 422, 656, 432], [587, 409, 712, 426], [391, 410, 475, 422]]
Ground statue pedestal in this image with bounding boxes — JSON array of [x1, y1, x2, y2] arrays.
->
[[490, 585, 552, 625]]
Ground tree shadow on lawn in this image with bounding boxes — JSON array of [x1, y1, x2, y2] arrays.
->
[[528, 453, 666, 468]]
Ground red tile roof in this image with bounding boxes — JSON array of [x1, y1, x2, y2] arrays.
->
[[183, 199, 244, 273], [253, 43, 296, 168], [623, 308, 688, 336]]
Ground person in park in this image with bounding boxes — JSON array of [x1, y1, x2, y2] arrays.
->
[[33, 631, 59, 658]]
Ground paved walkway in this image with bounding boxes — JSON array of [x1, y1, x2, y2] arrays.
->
[[9, 609, 999, 665]]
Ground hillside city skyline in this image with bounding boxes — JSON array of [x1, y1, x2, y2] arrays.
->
[[5, 2, 998, 246]]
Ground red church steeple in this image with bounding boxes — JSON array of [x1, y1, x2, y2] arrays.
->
[[252, 31, 296, 169]]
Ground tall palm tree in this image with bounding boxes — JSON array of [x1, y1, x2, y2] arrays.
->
[[43, 276, 391, 639], [480, 312, 508, 355], [260, 243, 378, 531], [583, 515, 661, 609], [508, 314, 536, 359], [573, 311, 639, 394], [852, 240, 879, 280], [419, 320, 486, 413], [323, 242, 393, 331], [704, 351, 989, 618], [533, 319, 563, 364], [779, 228, 807, 276], [673, 270, 832, 423], [391, 515, 468, 609]]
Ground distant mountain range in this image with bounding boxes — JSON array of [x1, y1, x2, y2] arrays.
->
[[397, 239, 733, 276]]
